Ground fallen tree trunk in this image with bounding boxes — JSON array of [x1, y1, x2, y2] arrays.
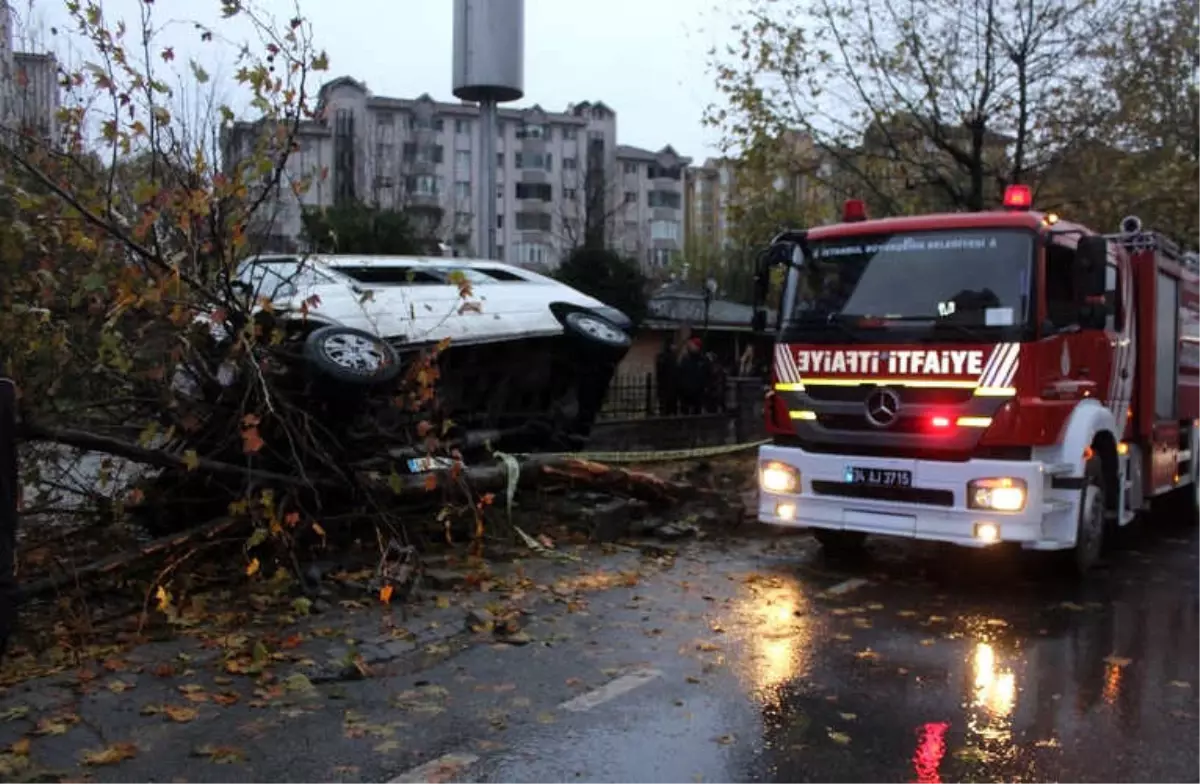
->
[[366, 454, 691, 504], [19, 422, 336, 491], [18, 515, 243, 600]]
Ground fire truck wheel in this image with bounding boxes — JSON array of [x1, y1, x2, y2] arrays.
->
[[813, 529, 867, 558], [1069, 457, 1107, 576]]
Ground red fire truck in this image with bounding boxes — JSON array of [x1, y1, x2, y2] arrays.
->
[[752, 186, 1199, 574]]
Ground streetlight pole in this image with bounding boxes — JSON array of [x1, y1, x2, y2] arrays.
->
[[702, 276, 717, 337]]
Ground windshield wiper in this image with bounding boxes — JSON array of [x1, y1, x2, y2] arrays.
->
[[786, 313, 863, 343], [875, 315, 995, 343]]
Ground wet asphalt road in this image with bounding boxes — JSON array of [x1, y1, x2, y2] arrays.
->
[[2, 515, 1195, 783], [400, 519, 1199, 784]]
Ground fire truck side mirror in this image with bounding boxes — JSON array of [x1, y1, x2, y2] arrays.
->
[[1075, 235, 1109, 329]]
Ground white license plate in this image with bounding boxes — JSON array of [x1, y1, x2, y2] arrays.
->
[[407, 456, 454, 473], [845, 466, 913, 487]]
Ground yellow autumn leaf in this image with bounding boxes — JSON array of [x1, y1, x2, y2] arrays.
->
[[312, 522, 326, 537], [81, 741, 138, 766], [379, 584, 394, 604], [182, 450, 199, 471], [155, 585, 171, 611], [164, 705, 199, 723], [828, 730, 851, 745], [245, 558, 260, 577]]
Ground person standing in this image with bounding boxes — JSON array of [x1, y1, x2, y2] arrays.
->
[[654, 335, 679, 416], [677, 338, 709, 415]]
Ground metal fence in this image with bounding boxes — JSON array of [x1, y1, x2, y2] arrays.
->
[[599, 372, 751, 421]]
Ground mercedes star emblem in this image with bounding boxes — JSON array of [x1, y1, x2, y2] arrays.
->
[[864, 388, 901, 428]]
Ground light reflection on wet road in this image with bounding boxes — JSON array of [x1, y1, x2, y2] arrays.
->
[[470, 518, 1198, 784]]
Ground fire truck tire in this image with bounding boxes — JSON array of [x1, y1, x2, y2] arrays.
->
[[813, 529, 867, 558], [1067, 456, 1107, 577]]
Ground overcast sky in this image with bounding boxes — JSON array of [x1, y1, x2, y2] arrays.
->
[[17, 0, 746, 163]]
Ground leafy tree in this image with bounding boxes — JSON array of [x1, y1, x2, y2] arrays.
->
[[0, 0, 473, 614], [707, 0, 1126, 215], [300, 202, 425, 254], [555, 248, 649, 327], [1037, 0, 1198, 246]]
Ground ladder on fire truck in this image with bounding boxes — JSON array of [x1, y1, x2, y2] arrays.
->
[[1105, 215, 1200, 271]]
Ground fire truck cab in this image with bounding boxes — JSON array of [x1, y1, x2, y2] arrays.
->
[[752, 188, 1199, 575]]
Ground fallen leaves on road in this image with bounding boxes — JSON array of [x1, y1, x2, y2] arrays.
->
[[695, 641, 722, 652], [896, 610, 918, 618], [9, 738, 30, 756], [536, 711, 556, 724], [1169, 680, 1191, 688], [854, 649, 881, 661], [827, 730, 851, 745], [164, 705, 199, 723], [839, 712, 857, 721], [33, 713, 79, 736], [954, 746, 988, 762], [193, 744, 245, 764], [0, 706, 29, 722], [81, 742, 138, 766], [832, 633, 852, 642], [375, 740, 402, 754], [107, 679, 134, 694]]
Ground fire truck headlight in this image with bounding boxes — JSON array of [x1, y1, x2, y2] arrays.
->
[[967, 478, 1027, 512], [760, 461, 800, 494]]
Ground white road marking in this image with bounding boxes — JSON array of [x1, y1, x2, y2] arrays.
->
[[388, 752, 479, 784], [558, 668, 663, 713], [823, 577, 869, 597]]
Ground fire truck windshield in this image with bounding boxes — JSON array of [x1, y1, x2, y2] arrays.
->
[[786, 228, 1034, 342]]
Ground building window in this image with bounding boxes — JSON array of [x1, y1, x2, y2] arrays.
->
[[563, 157, 577, 170], [516, 123, 548, 140], [454, 211, 472, 228], [409, 116, 444, 132], [515, 212, 552, 232], [497, 215, 504, 229], [496, 152, 505, 168], [562, 127, 577, 141], [454, 181, 471, 201], [497, 244, 504, 259], [624, 191, 637, 204], [515, 182, 552, 201], [647, 190, 682, 209], [497, 121, 506, 136], [455, 119, 470, 134], [649, 219, 680, 241], [563, 188, 577, 201], [623, 161, 638, 175], [514, 242, 547, 265], [514, 152, 553, 171], [455, 150, 471, 172], [406, 175, 439, 196], [647, 163, 682, 180], [652, 248, 673, 267], [403, 143, 443, 164]]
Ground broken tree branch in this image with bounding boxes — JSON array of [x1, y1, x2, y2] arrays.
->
[[18, 515, 243, 600], [19, 422, 335, 491], [365, 454, 693, 505]]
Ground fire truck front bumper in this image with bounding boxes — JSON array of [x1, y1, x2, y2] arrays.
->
[[756, 444, 1076, 549]]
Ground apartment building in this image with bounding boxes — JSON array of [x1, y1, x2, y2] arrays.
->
[[684, 157, 735, 251], [0, 2, 60, 143], [225, 76, 694, 270], [613, 144, 690, 272]]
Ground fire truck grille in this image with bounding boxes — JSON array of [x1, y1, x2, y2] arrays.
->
[[804, 386, 974, 405], [810, 480, 955, 507], [817, 413, 926, 433]]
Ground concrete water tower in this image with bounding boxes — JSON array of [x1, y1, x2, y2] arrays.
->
[[452, 0, 524, 260]]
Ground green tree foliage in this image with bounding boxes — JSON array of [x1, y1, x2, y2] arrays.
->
[[300, 202, 425, 254], [707, 0, 1128, 215], [1038, 0, 1198, 246], [555, 248, 649, 327]]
